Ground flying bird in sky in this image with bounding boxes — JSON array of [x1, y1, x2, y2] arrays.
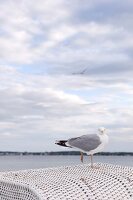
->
[[72, 68, 87, 75], [55, 127, 108, 168]]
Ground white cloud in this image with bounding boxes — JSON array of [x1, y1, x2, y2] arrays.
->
[[0, 65, 132, 151], [0, 0, 133, 151], [0, 0, 133, 69]]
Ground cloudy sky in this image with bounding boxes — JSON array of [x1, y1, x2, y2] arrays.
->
[[0, 0, 133, 152]]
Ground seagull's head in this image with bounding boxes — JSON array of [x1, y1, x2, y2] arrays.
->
[[98, 127, 106, 135]]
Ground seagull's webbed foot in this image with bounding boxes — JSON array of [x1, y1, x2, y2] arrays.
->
[[91, 165, 100, 169]]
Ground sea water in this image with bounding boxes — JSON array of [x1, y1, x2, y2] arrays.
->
[[0, 155, 132, 171]]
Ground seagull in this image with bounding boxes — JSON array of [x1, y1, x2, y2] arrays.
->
[[55, 127, 108, 168]]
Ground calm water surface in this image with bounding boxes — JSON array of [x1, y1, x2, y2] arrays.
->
[[0, 155, 132, 171]]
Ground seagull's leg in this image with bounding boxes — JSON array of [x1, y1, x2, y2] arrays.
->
[[90, 154, 93, 168], [90, 155, 100, 169], [80, 152, 83, 163]]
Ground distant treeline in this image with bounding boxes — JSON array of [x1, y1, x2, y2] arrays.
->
[[0, 151, 133, 156]]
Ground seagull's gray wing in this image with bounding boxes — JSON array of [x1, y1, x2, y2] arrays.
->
[[68, 134, 101, 152]]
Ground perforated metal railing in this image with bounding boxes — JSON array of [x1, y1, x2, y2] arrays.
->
[[0, 163, 133, 200]]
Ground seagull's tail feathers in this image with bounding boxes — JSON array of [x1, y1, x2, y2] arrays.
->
[[55, 140, 70, 148]]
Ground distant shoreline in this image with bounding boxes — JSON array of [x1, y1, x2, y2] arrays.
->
[[0, 151, 133, 156]]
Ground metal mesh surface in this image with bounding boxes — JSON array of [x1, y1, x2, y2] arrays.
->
[[0, 163, 133, 200]]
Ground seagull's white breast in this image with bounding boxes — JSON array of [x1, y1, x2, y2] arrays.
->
[[88, 134, 109, 155]]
